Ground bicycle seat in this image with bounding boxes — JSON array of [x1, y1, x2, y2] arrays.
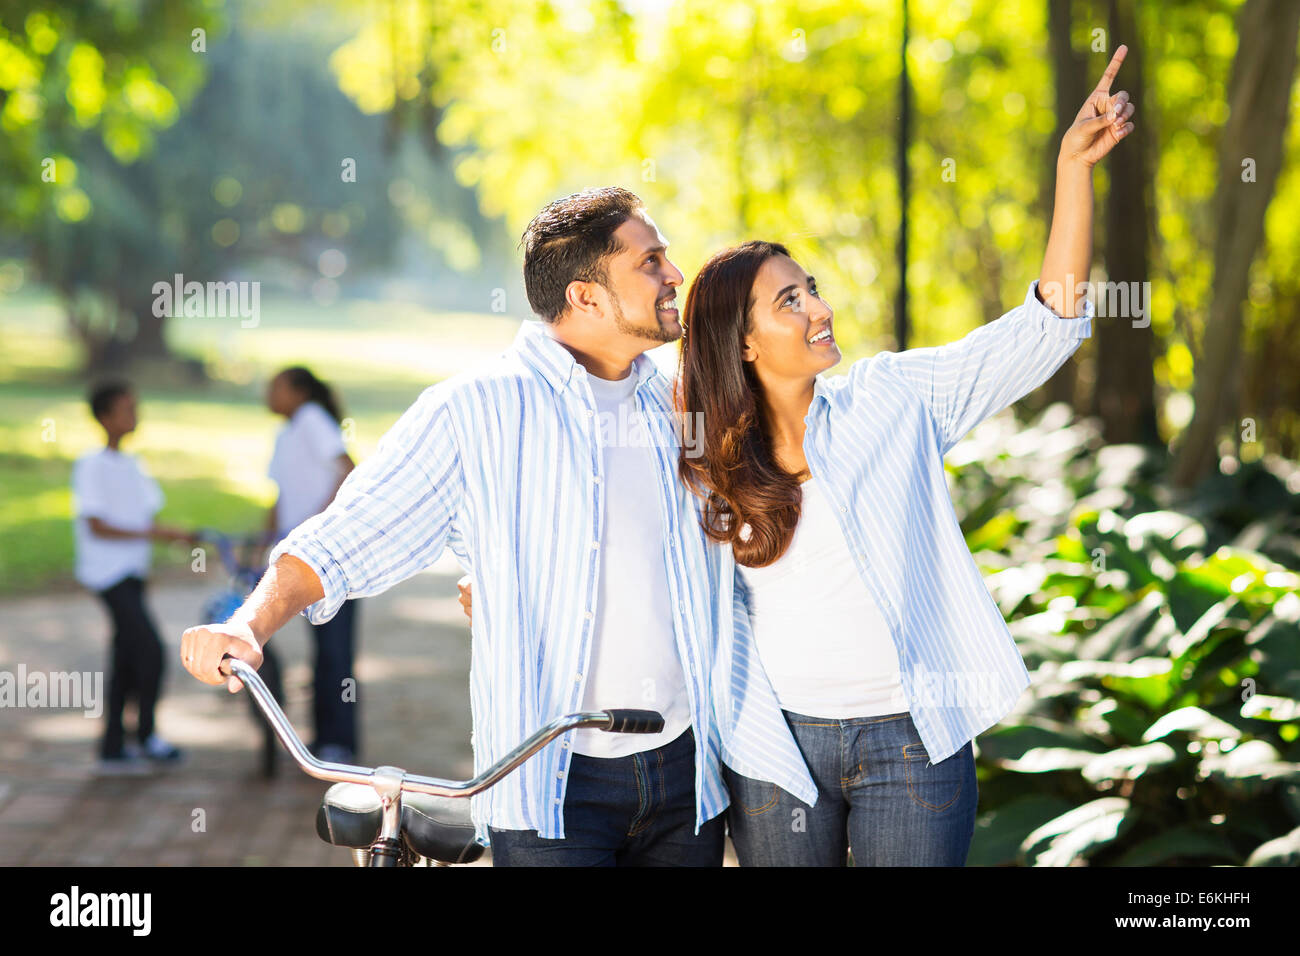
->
[[316, 783, 484, 864], [401, 793, 484, 864], [316, 783, 382, 848]]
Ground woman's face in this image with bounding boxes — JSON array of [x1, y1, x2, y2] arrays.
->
[[266, 374, 300, 416], [741, 254, 840, 382]]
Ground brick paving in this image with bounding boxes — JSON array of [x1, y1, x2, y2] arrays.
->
[[0, 553, 739, 866]]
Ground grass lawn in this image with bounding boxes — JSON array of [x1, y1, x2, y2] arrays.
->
[[0, 285, 522, 594]]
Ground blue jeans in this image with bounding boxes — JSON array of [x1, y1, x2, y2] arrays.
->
[[724, 710, 976, 866], [488, 727, 725, 866], [309, 598, 359, 755]]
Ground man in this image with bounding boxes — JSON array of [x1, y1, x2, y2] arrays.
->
[[181, 187, 816, 865]]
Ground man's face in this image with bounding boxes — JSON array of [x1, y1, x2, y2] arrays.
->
[[596, 213, 685, 345]]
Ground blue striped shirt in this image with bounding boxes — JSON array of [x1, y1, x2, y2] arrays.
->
[[269, 319, 818, 843], [728, 279, 1094, 769]]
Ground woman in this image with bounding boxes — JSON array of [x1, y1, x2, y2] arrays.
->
[[676, 51, 1134, 865], [265, 365, 358, 763]]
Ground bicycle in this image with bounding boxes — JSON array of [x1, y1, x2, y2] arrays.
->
[[196, 530, 286, 778], [218, 655, 666, 866]]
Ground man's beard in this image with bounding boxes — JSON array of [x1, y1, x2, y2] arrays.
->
[[609, 286, 681, 344]]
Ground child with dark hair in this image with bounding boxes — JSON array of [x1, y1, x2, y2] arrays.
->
[[265, 367, 358, 763], [74, 381, 196, 774]]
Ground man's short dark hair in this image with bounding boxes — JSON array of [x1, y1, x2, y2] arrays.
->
[[89, 380, 133, 420], [521, 186, 646, 323]]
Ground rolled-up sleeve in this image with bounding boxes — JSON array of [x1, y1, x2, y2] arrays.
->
[[268, 384, 464, 624], [864, 279, 1093, 455]]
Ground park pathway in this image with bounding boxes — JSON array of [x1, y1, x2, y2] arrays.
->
[[0, 553, 739, 866]]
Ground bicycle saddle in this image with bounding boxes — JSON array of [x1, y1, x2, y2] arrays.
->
[[316, 782, 485, 865]]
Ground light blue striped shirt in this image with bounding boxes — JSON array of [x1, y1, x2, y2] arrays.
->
[[728, 279, 1094, 770], [269, 320, 818, 843]]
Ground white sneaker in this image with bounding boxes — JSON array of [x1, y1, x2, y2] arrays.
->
[[141, 734, 185, 763]]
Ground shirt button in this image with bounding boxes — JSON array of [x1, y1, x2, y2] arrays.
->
[[575, 673, 583, 682], [556, 771, 564, 778], [585, 409, 594, 418], [592, 475, 602, 484], [584, 611, 594, 621], [840, 506, 848, 514], [591, 540, 599, 550]]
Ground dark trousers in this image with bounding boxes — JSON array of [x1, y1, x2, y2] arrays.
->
[[309, 598, 359, 754], [96, 575, 164, 758], [488, 727, 725, 866]]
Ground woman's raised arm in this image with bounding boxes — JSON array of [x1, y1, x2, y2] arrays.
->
[[1039, 44, 1136, 317]]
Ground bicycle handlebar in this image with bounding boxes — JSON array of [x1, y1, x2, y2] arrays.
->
[[218, 655, 665, 799]]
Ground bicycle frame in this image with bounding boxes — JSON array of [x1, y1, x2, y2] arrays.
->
[[219, 656, 664, 866]]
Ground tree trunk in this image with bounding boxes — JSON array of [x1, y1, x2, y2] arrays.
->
[[1091, 0, 1161, 446], [895, 0, 911, 350], [1171, 0, 1300, 487], [1042, 0, 1088, 410]]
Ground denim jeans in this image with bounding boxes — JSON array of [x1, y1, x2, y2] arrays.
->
[[309, 598, 359, 755], [488, 727, 725, 866], [724, 710, 976, 866]]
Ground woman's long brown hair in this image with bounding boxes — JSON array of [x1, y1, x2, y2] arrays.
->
[[676, 240, 804, 567]]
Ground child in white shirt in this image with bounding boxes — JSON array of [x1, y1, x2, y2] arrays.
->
[[73, 381, 195, 773]]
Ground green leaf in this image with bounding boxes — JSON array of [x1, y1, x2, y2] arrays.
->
[[1020, 797, 1136, 867], [1002, 747, 1104, 773], [966, 510, 1022, 553], [1143, 706, 1243, 742], [969, 794, 1077, 867], [1081, 742, 1179, 783], [1198, 740, 1300, 782], [1241, 695, 1300, 722], [1245, 826, 1300, 866], [1114, 825, 1239, 866], [978, 720, 1109, 764], [1245, 605, 1300, 698]]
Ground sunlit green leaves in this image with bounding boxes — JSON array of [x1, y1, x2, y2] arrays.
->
[[1020, 797, 1137, 867]]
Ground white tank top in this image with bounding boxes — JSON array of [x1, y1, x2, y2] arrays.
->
[[735, 478, 908, 719]]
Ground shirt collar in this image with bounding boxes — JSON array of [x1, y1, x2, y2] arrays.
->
[[513, 319, 661, 394], [811, 372, 831, 405]]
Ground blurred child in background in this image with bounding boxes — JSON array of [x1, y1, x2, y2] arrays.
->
[[265, 366, 358, 763], [73, 381, 196, 774]]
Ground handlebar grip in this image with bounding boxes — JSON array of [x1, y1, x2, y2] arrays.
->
[[601, 709, 665, 734], [219, 653, 248, 680]]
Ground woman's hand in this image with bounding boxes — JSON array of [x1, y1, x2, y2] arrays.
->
[[457, 575, 472, 626], [1060, 44, 1136, 168]]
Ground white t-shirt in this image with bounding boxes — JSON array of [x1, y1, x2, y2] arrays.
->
[[71, 447, 164, 591], [268, 401, 347, 536], [570, 369, 693, 758], [736, 478, 908, 718]]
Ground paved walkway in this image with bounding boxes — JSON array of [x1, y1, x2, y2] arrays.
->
[[0, 554, 738, 866]]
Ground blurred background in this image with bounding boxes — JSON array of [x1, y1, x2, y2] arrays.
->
[[1, 0, 1298, 867]]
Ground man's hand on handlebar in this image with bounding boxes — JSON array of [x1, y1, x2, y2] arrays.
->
[[181, 620, 263, 694], [457, 575, 472, 626]]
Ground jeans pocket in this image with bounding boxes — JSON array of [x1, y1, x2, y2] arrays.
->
[[902, 742, 965, 813], [724, 766, 779, 817]]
